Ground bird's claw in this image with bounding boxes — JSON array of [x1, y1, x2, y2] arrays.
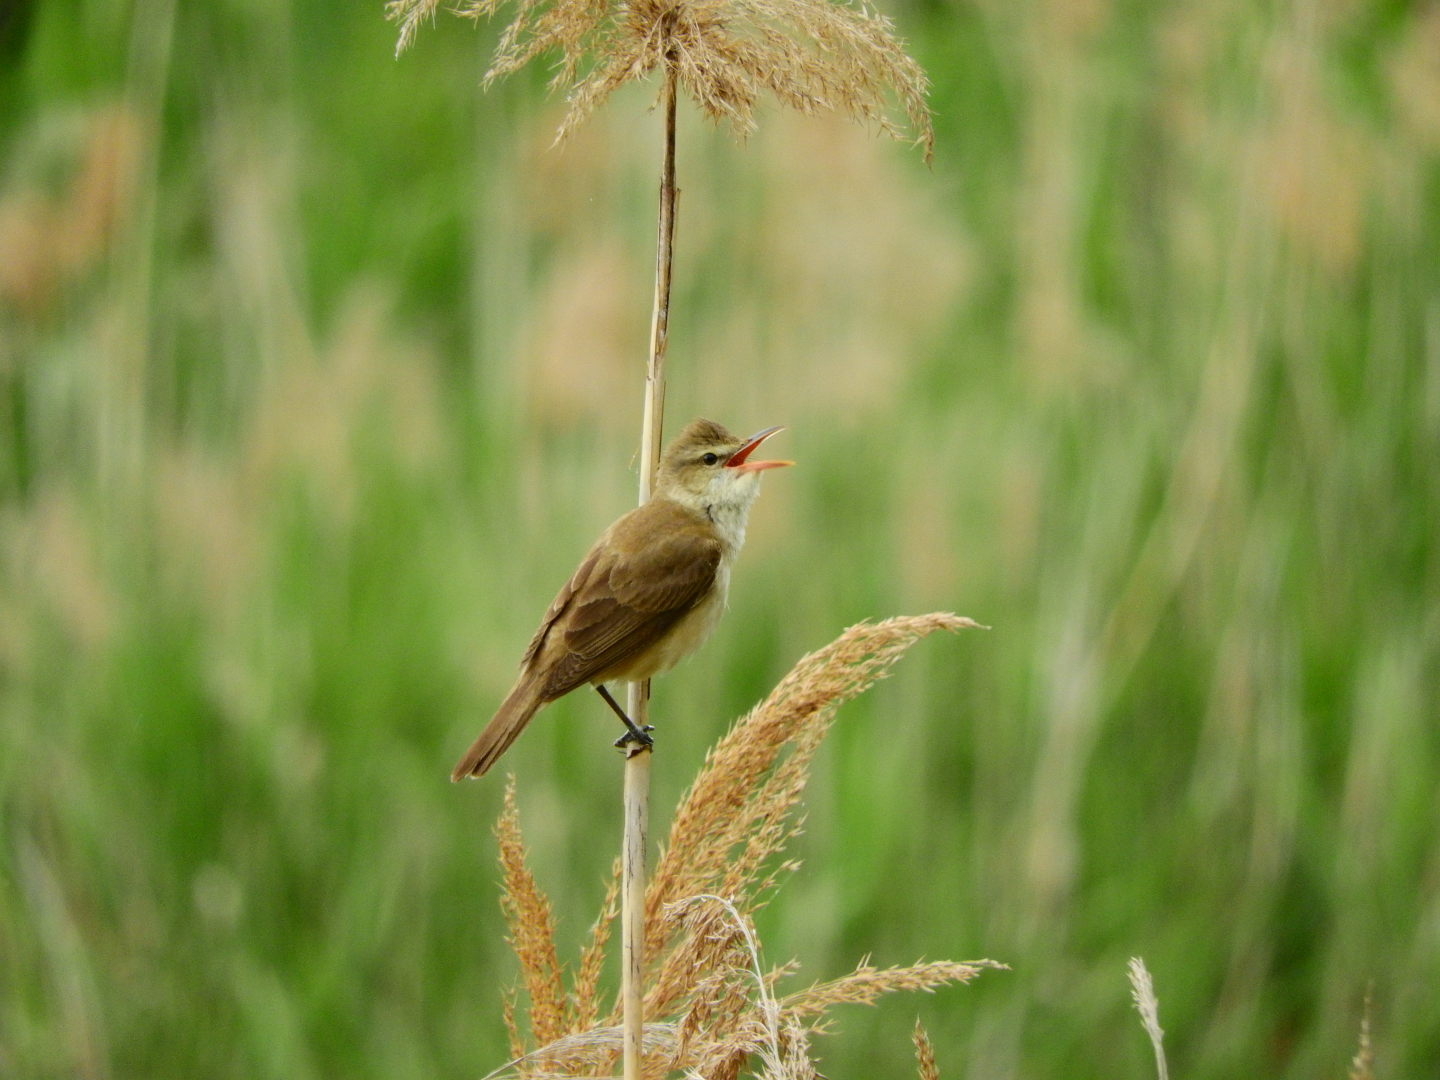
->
[[613, 725, 655, 752]]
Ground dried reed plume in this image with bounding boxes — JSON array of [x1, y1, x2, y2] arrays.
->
[[386, 0, 932, 155], [487, 615, 998, 1079], [1127, 958, 1169, 1080]]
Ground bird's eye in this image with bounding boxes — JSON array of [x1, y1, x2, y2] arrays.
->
[[702, 452, 719, 466]]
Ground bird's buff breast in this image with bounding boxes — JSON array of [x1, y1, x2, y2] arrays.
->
[[605, 562, 731, 684]]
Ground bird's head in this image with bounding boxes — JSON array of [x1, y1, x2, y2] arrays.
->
[[655, 418, 793, 514]]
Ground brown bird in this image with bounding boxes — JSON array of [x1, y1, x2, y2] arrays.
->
[[453, 419, 793, 780]]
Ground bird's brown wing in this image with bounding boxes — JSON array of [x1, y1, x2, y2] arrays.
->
[[520, 546, 602, 669], [539, 500, 721, 698]]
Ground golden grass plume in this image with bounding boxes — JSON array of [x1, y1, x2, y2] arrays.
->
[[386, 0, 932, 155], [912, 1019, 939, 1080], [496, 779, 570, 1048], [487, 614, 997, 1079]]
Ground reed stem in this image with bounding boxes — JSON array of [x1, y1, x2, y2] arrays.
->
[[622, 60, 678, 1080]]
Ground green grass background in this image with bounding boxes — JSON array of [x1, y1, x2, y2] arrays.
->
[[2, 0, 1438, 1077]]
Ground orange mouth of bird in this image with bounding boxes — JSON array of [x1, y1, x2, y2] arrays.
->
[[725, 427, 794, 472]]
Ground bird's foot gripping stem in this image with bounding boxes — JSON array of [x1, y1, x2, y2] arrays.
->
[[613, 725, 655, 752], [596, 684, 655, 753]]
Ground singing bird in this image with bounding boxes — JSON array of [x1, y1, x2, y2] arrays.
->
[[452, 419, 792, 780]]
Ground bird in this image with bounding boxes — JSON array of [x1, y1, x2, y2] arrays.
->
[[452, 418, 793, 781]]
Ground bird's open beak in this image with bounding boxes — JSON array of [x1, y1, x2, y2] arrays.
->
[[725, 426, 794, 472]]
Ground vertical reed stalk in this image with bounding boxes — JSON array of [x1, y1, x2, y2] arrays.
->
[[620, 731, 649, 1080], [623, 58, 678, 1080]]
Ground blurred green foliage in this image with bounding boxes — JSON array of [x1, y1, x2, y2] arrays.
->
[[1, 0, 1438, 1077]]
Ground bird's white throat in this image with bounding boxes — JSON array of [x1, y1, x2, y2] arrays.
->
[[671, 471, 763, 557]]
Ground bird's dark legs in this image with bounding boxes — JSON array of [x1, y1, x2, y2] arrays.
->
[[596, 684, 655, 749]]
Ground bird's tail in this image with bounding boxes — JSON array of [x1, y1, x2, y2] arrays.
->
[[451, 678, 547, 781]]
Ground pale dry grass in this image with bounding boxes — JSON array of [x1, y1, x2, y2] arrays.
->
[[1127, 958, 1168, 1080], [387, 0, 931, 155], [487, 614, 998, 1079]]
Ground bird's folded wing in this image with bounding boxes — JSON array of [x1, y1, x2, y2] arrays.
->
[[521, 547, 601, 668], [541, 502, 721, 697]]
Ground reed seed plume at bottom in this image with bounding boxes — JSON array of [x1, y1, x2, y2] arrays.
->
[[496, 779, 569, 1048], [487, 614, 998, 1080]]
